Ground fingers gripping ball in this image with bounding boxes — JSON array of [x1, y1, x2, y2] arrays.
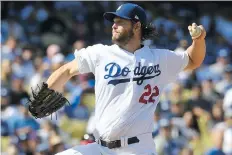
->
[[28, 82, 70, 119], [188, 23, 202, 39]]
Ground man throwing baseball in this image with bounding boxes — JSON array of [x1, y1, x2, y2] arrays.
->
[[30, 3, 206, 155]]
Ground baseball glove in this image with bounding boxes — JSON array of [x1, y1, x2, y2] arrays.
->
[[28, 82, 70, 119]]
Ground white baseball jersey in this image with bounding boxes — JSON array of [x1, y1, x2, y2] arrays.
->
[[74, 44, 189, 141]]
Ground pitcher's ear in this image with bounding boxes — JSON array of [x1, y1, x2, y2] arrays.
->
[[134, 22, 141, 32]]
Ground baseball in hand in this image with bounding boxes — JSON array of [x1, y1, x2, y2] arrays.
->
[[188, 23, 202, 39]]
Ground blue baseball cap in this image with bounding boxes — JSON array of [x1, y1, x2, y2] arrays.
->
[[103, 3, 147, 25]]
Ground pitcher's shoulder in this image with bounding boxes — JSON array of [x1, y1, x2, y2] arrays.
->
[[93, 44, 117, 51], [105, 44, 119, 49], [149, 47, 171, 55]]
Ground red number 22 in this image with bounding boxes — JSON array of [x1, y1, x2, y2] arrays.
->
[[139, 84, 159, 104]]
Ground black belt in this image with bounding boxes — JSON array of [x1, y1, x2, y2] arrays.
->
[[98, 136, 140, 149]]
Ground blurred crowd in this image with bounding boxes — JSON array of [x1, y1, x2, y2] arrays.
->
[[1, 1, 232, 155]]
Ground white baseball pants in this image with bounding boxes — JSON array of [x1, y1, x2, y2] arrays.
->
[[55, 133, 156, 155]]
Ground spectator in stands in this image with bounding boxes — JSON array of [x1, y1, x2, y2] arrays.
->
[[170, 101, 185, 118], [21, 47, 36, 84], [152, 111, 161, 138], [222, 108, 232, 154], [171, 111, 200, 145], [9, 75, 29, 106], [49, 136, 65, 154], [1, 16, 27, 43], [187, 83, 212, 113], [211, 102, 224, 126], [205, 129, 225, 155], [30, 55, 45, 90], [215, 65, 232, 95], [209, 49, 231, 81], [211, 107, 232, 154], [154, 118, 182, 155], [174, 39, 188, 53], [6, 144, 19, 155], [1, 86, 21, 136], [65, 88, 92, 120], [43, 44, 61, 66], [1, 36, 21, 62], [1, 59, 12, 88], [201, 79, 222, 105], [65, 40, 86, 62], [14, 104, 40, 136], [180, 147, 193, 155], [223, 88, 232, 111], [42, 44, 63, 78]]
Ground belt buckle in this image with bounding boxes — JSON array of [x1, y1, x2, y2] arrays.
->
[[107, 141, 116, 149]]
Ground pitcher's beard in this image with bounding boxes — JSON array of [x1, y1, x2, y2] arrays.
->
[[112, 29, 134, 46]]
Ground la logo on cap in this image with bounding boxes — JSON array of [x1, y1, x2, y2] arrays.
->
[[135, 15, 139, 20], [117, 5, 122, 11]]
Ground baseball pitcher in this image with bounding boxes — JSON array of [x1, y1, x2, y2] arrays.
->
[[28, 3, 206, 155]]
